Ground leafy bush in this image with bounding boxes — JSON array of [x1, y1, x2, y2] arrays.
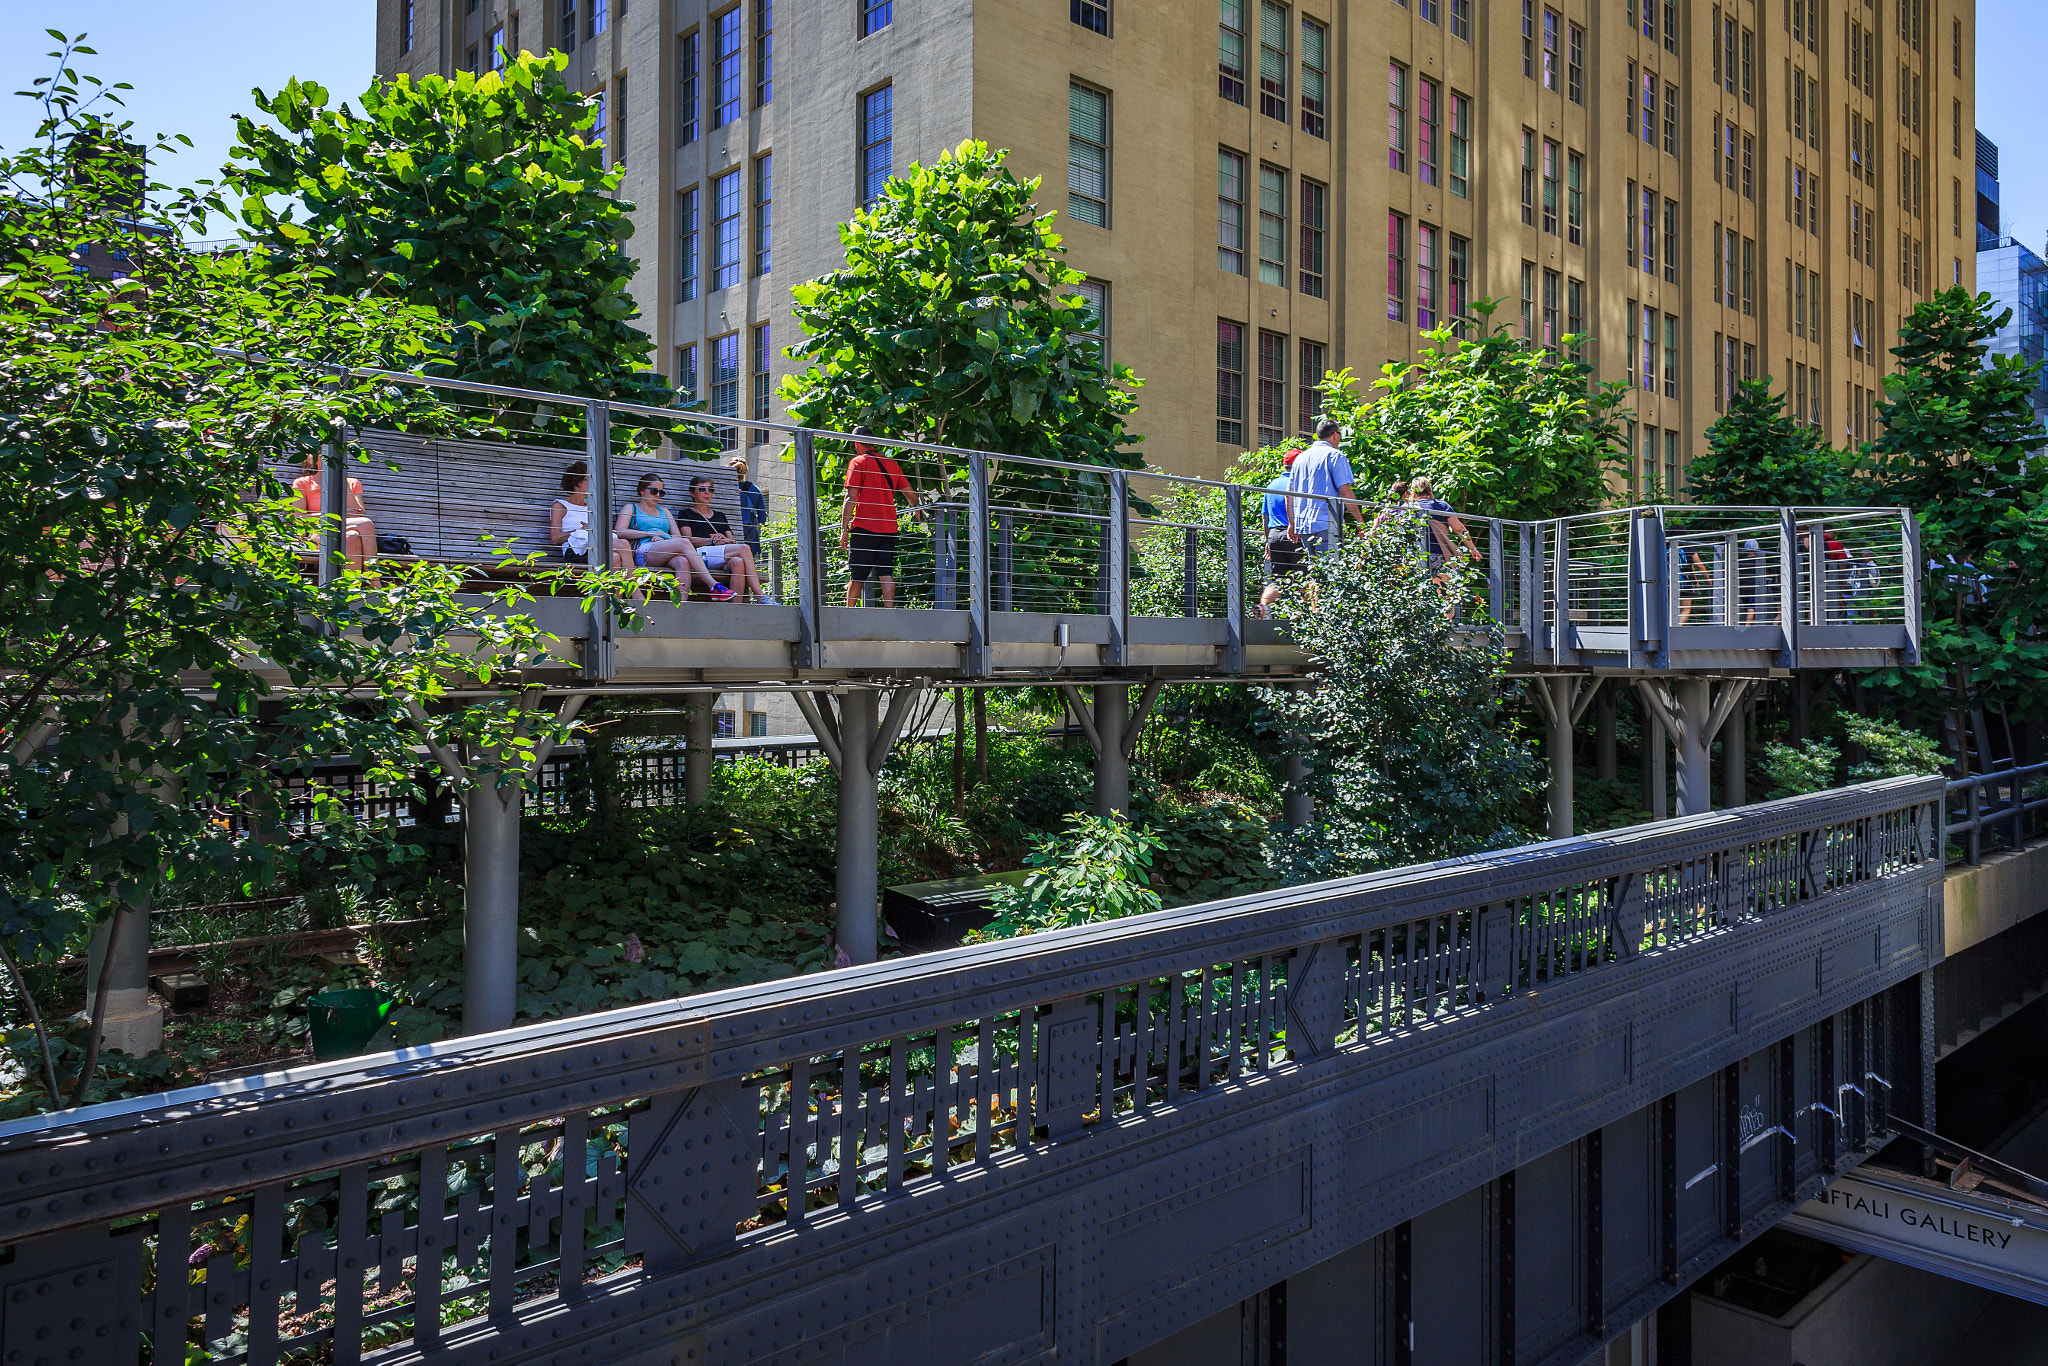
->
[[1764, 740, 1841, 798], [968, 814, 1164, 940], [1844, 716, 1946, 782]]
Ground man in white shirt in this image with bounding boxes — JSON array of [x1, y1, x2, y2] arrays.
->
[[1286, 419, 1367, 551]]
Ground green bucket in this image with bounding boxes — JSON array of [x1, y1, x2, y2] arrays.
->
[[307, 988, 399, 1061]]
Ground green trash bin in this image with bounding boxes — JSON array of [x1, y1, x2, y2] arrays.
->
[[307, 988, 399, 1061]]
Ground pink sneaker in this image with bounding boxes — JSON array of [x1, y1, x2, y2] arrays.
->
[[709, 584, 738, 601]]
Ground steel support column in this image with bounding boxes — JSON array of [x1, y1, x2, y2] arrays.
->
[[85, 900, 162, 1056], [1674, 678, 1713, 817], [1548, 675, 1577, 840], [836, 688, 880, 964], [1724, 696, 1748, 809], [461, 779, 523, 1035], [683, 693, 715, 806], [1092, 684, 1129, 818], [1282, 679, 1316, 829]]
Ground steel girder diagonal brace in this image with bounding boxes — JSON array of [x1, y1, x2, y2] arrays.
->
[[1059, 681, 1165, 818], [1530, 676, 1606, 839], [791, 683, 927, 965], [1635, 678, 1757, 818], [407, 689, 588, 1036]]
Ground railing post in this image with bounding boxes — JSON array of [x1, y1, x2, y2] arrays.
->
[[1778, 508, 1799, 667], [793, 429, 822, 669], [1223, 485, 1245, 673], [771, 541, 784, 601], [968, 451, 991, 676], [1105, 470, 1130, 665], [1551, 519, 1571, 666], [1520, 522, 1538, 650], [1902, 512, 1922, 665], [1488, 519, 1505, 625], [1647, 512, 1671, 670], [1967, 781, 1982, 866], [1183, 526, 1199, 617], [1722, 531, 1738, 626], [1807, 524, 1826, 627], [318, 424, 345, 588], [997, 512, 1014, 613], [937, 505, 958, 611], [583, 399, 614, 682]]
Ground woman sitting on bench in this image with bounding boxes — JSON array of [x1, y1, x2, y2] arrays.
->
[[551, 462, 631, 567], [614, 473, 735, 600], [292, 455, 377, 571], [677, 475, 769, 602]]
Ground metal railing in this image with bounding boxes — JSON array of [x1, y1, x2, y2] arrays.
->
[[0, 779, 1944, 1366], [1945, 761, 2048, 866]]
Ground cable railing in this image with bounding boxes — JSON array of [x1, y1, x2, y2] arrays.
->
[[251, 361, 1919, 675]]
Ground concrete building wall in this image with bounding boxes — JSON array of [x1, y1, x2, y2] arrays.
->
[[376, 0, 1977, 494]]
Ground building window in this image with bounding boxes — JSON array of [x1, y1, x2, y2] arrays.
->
[[1258, 164, 1286, 286], [1300, 18, 1327, 138], [1298, 340, 1325, 436], [1742, 133, 1754, 200], [1388, 212, 1409, 322], [678, 30, 700, 145], [711, 9, 743, 128], [614, 76, 628, 167], [1541, 8, 1559, 90], [1072, 278, 1109, 363], [1641, 305, 1657, 392], [1521, 0, 1535, 78], [755, 0, 773, 107], [1521, 261, 1536, 339], [711, 332, 741, 448], [1520, 129, 1536, 225], [560, 0, 575, 53], [487, 25, 505, 68], [1541, 267, 1559, 348], [1298, 177, 1326, 298], [1449, 0, 1470, 41], [1665, 431, 1680, 494], [753, 154, 772, 276], [1743, 237, 1755, 314], [1068, 84, 1109, 227], [1259, 1, 1289, 122], [591, 0, 608, 37], [1448, 92, 1470, 198], [1566, 150, 1584, 245], [678, 186, 699, 301], [860, 86, 893, 204], [1217, 320, 1246, 445], [1641, 69, 1656, 146], [1641, 186, 1657, 275], [859, 0, 892, 37], [1662, 82, 1677, 156], [675, 343, 698, 403], [1417, 223, 1440, 330], [593, 87, 609, 162], [1449, 234, 1471, 327], [402, 0, 414, 53], [1220, 0, 1247, 104], [463, 45, 479, 75], [1073, 0, 1109, 34], [1567, 277, 1585, 356], [1218, 149, 1246, 274], [1662, 198, 1678, 285], [1387, 63, 1408, 173], [1417, 78, 1439, 186], [1257, 330, 1286, 449], [1541, 139, 1559, 235], [1567, 22, 1584, 103], [752, 323, 772, 444], [710, 169, 742, 290], [1663, 315, 1679, 398], [1419, 0, 1438, 22]]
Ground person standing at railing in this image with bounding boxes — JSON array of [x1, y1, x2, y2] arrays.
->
[[841, 427, 918, 608], [1737, 538, 1776, 626], [729, 454, 768, 554], [1284, 419, 1367, 554], [1257, 446, 1305, 617]]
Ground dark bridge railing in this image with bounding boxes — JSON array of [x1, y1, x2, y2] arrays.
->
[[0, 779, 1943, 1366]]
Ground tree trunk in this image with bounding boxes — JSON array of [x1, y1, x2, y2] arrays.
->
[[951, 687, 966, 817], [972, 689, 988, 785]]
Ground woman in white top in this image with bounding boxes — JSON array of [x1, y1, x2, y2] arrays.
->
[[550, 462, 631, 568]]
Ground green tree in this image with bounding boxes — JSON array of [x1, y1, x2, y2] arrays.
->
[[1867, 287, 2048, 721], [226, 52, 675, 410], [1261, 527, 1543, 872], [0, 41, 590, 1106], [1687, 378, 1858, 506], [1308, 302, 1628, 520], [780, 140, 1143, 483], [967, 814, 1164, 940]]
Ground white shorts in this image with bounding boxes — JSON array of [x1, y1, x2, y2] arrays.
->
[[699, 543, 731, 567]]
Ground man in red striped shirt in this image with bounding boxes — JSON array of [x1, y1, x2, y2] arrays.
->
[[840, 427, 918, 607]]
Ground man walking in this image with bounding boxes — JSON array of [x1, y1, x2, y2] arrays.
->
[[1258, 447, 1304, 617], [1286, 419, 1366, 551], [840, 427, 918, 608]]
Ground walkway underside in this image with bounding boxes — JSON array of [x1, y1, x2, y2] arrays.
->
[[0, 779, 1942, 1366]]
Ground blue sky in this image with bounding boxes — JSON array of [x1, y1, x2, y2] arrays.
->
[[1, 0, 2044, 251]]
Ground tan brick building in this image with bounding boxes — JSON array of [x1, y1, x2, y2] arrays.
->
[[377, 0, 1974, 497]]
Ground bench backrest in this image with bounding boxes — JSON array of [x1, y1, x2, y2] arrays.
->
[[278, 430, 744, 562]]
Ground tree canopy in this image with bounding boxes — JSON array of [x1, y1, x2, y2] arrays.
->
[[780, 140, 1143, 484], [1307, 303, 1627, 521], [227, 51, 673, 409], [1686, 377, 1857, 507]]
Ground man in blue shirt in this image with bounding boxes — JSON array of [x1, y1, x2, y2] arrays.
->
[[1259, 447, 1304, 616], [1286, 420, 1366, 551]]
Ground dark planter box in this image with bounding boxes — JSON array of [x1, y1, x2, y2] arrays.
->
[[882, 870, 1029, 951]]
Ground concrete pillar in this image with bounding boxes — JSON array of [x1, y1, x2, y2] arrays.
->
[[461, 781, 523, 1035], [1547, 675, 1576, 840], [1595, 688, 1618, 781], [1092, 684, 1130, 818], [683, 692, 715, 806], [85, 900, 162, 1056], [1674, 677, 1713, 817], [836, 689, 880, 965], [1724, 697, 1748, 808]]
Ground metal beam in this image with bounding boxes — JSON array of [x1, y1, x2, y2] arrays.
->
[[793, 429, 822, 669]]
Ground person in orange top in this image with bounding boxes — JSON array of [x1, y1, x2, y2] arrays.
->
[[292, 455, 376, 571], [840, 427, 919, 608]]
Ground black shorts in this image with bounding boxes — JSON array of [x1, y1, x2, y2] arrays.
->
[[1266, 529, 1305, 578], [849, 529, 898, 582]]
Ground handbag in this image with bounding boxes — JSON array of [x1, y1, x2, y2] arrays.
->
[[376, 535, 413, 556]]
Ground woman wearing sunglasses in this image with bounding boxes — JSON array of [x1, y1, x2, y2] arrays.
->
[[614, 474, 734, 599]]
